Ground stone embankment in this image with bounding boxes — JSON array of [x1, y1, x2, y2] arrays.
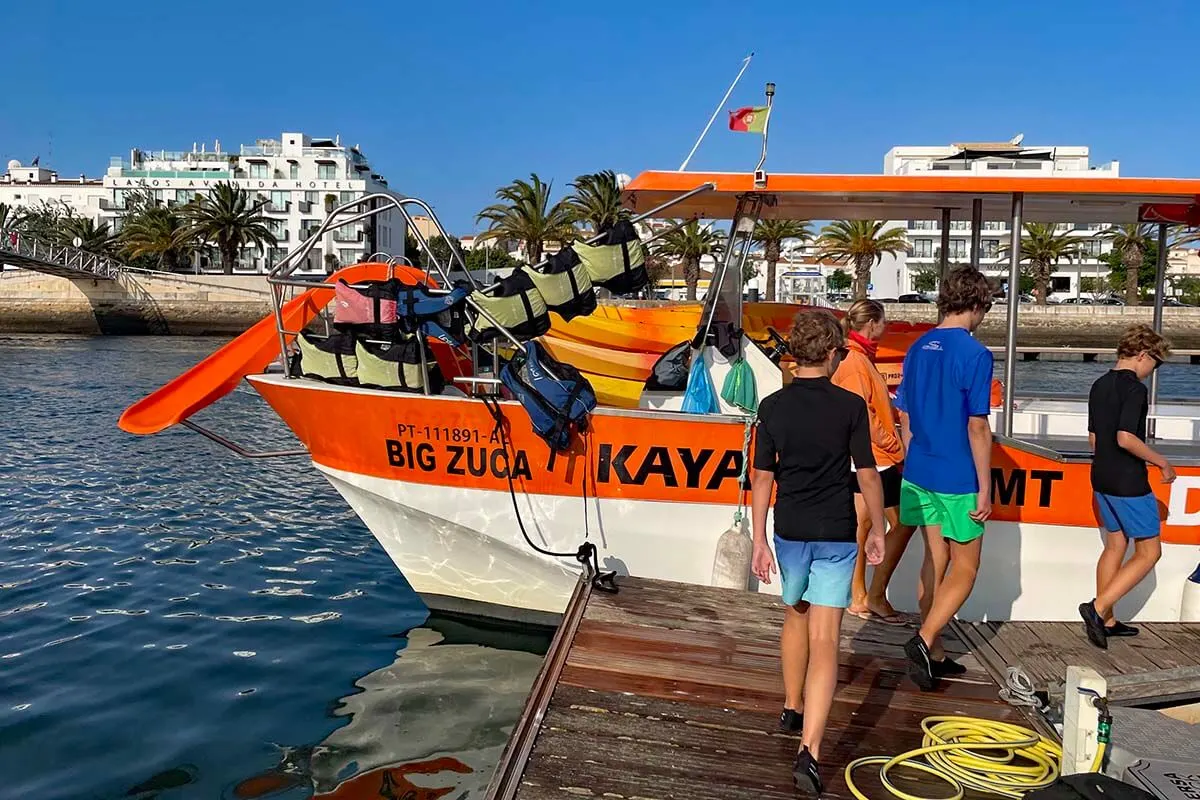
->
[[2, 269, 1197, 349]]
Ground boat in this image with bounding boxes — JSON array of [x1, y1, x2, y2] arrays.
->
[[119, 170, 1200, 625]]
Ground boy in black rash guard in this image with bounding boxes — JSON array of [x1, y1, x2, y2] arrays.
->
[[751, 308, 886, 797]]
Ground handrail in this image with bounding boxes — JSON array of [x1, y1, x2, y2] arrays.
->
[[180, 420, 309, 459], [484, 573, 592, 800]]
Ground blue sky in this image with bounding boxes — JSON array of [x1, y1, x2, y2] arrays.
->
[[2, 0, 1198, 233]]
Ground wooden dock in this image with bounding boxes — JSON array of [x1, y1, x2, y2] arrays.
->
[[956, 619, 1200, 707], [487, 577, 1034, 800]]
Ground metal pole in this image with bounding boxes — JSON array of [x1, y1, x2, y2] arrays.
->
[[755, 83, 775, 175], [970, 198, 983, 269], [1149, 222, 1168, 437], [1002, 193, 1023, 437], [940, 207, 952, 279], [678, 53, 754, 171]]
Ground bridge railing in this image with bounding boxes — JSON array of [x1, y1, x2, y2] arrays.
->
[[0, 230, 126, 279]]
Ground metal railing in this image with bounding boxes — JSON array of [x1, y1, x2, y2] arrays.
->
[[0, 230, 127, 279]]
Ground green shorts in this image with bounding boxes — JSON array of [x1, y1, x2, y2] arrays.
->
[[899, 479, 985, 543]]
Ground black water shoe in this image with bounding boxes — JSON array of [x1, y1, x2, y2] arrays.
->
[[779, 708, 803, 733], [792, 747, 823, 797], [1078, 600, 1108, 649], [932, 656, 967, 677], [904, 634, 937, 691], [1105, 621, 1139, 637]]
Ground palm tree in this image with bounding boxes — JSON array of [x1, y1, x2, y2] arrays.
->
[[182, 182, 277, 274], [475, 173, 576, 265], [120, 206, 200, 271], [752, 219, 812, 302], [1000, 223, 1083, 306], [566, 170, 629, 234], [58, 216, 117, 256], [0, 202, 14, 233], [1096, 224, 1155, 304], [654, 220, 725, 301], [814, 220, 907, 300]]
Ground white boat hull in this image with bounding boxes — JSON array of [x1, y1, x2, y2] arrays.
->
[[317, 462, 1196, 623]]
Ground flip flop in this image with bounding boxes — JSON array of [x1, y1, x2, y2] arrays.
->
[[848, 609, 872, 621], [869, 610, 909, 626]]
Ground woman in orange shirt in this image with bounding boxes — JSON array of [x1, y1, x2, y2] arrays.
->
[[832, 300, 916, 624]]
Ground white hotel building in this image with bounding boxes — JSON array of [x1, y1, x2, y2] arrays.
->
[[879, 141, 1119, 300], [1, 131, 406, 273]]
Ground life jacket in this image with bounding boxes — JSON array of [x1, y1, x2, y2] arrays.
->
[[395, 283, 471, 345], [289, 331, 358, 385], [500, 341, 597, 452], [523, 249, 597, 322], [355, 336, 445, 394], [332, 279, 401, 340], [466, 270, 551, 343], [573, 219, 647, 296]]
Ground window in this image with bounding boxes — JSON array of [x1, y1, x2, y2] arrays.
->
[[949, 238, 968, 259], [980, 239, 1001, 258], [1079, 239, 1103, 257], [249, 161, 269, 179], [305, 191, 318, 204], [987, 162, 1014, 170], [950, 220, 971, 231], [910, 220, 937, 230], [339, 248, 358, 265], [340, 191, 355, 204], [265, 218, 286, 237], [301, 219, 320, 237], [983, 221, 1007, 232], [1051, 276, 1071, 293], [175, 189, 191, 203], [318, 163, 336, 180], [270, 190, 289, 210], [289, 163, 299, 179], [911, 238, 933, 258]]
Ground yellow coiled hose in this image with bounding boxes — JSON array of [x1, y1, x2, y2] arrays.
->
[[844, 716, 1068, 800]]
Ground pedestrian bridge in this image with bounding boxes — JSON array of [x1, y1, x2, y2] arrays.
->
[[0, 231, 127, 279]]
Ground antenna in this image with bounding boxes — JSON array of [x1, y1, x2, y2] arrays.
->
[[678, 52, 754, 171], [1010, 133, 1025, 146]]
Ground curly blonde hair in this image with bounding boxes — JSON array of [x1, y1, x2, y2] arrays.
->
[[1116, 324, 1171, 361]]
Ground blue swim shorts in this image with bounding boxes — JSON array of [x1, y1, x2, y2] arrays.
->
[[773, 535, 857, 608], [1094, 492, 1161, 539]]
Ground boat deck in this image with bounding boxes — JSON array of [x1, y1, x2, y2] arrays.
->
[[955, 619, 1200, 707], [486, 576, 1032, 800]]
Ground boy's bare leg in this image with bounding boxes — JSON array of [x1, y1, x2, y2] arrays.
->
[[918, 537, 982, 655], [847, 494, 871, 615], [1095, 536, 1161, 621], [801, 604, 844, 762], [866, 507, 916, 618], [1095, 532, 1129, 626], [918, 525, 950, 660], [782, 602, 810, 711]]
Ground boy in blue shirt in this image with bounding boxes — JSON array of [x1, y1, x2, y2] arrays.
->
[[894, 266, 995, 691], [1079, 324, 1173, 649]]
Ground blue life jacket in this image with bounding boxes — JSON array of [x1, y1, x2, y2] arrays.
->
[[500, 341, 597, 452]]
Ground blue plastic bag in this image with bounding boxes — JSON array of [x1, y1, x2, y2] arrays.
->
[[680, 351, 719, 414]]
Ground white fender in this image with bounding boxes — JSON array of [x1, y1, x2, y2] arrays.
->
[[1180, 563, 1200, 622], [711, 516, 753, 590]]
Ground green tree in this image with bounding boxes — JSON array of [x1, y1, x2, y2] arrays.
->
[[566, 170, 629, 234], [58, 216, 117, 255], [1173, 276, 1200, 305], [475, 173, 576, 265], [1096, 224, 1155, 305], [654, 220, 725, 301], [119, 205, 199, 271], [463, 245, 521, 275], [826, 268, 851, 293], [752, 219, 811, 302], [999, 223, 1083, 305], [814, 220, 907, 300], [1102, 236, 1158, 299], [182, 182, 277, 274], [911, 266, 939, 294], [13, 198, 75, 240], [644, 251, 671, 293], [0, 202, 14, 232]]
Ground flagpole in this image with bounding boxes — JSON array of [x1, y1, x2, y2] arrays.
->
[[677, 52, 754, 172], [755, 82, 775, 174]]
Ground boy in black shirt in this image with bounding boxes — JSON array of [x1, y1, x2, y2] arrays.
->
[[1079, 324, 1174, 650], [751, 309, 886, 796]]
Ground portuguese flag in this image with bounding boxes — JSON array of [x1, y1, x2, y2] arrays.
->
[[728, 105, 769, 133]]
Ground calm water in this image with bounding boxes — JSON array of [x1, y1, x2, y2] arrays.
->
[[1, 336, 1197, 800], [0, 335, 551, 800]]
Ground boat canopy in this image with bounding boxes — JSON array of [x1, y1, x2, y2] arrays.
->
[[622, 171, 1200, 225]]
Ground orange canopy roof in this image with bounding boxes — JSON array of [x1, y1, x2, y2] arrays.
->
[[623, 170, 1200, 224]]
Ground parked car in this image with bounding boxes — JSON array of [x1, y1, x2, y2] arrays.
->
[[897, 293, 932, 303]]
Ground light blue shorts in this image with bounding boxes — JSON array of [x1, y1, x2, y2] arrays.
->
[[774, 535, 857, 608], [1094, 492, 1161, 539]]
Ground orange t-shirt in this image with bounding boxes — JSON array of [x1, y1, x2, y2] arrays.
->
[[831, 341, 904, 469]]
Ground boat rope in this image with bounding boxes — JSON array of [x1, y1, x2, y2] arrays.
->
[[732, 414, 755, 524], [480, 395, 617, 593], [998, 666, 1048, 711]]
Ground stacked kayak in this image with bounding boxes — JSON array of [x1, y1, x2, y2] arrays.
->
[[541, 302, 933, 408]]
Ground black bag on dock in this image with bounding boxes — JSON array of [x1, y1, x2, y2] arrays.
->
[[1025, 774, 1157, 800]]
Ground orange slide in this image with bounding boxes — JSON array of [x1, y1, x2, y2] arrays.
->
[[118, 263, 446, 435]]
